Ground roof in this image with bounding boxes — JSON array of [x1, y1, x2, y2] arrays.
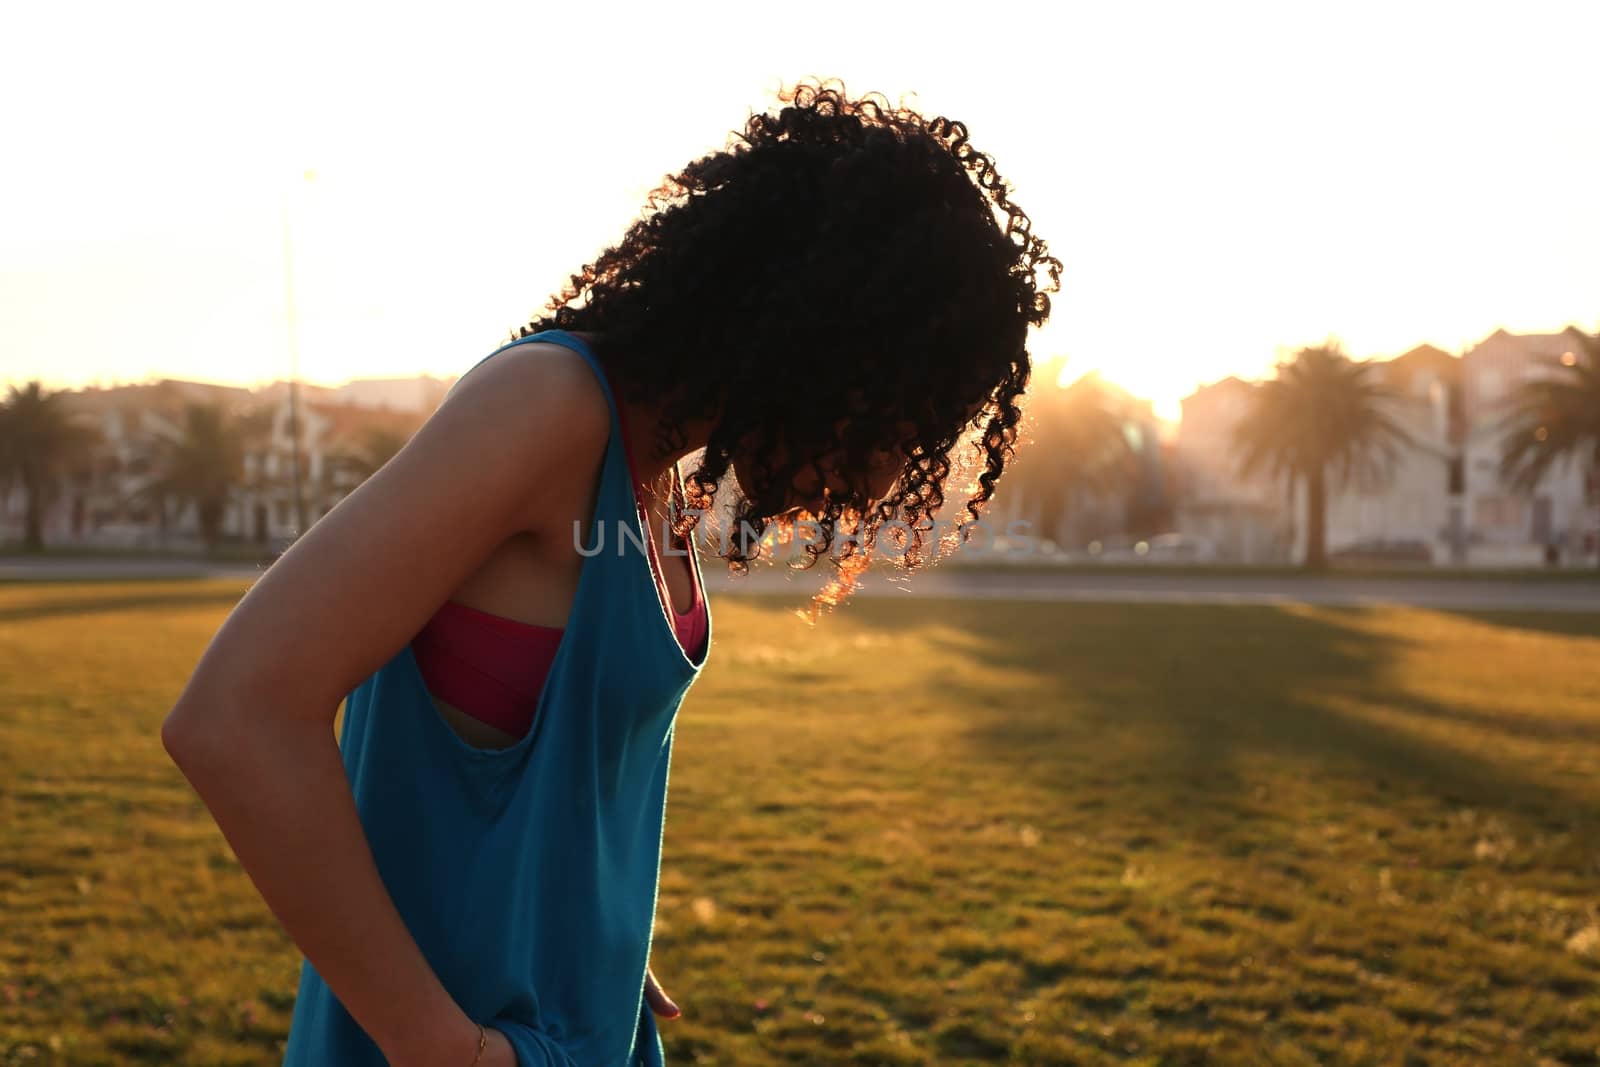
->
[[1382, 343, 1460, 389], [1181, 375, 1254, 404], [62, 379, 257, 422], [304, 401, 425, 449], [1465, 325, 1594, 360]]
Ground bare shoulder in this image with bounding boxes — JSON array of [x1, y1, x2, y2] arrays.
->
[[447, 339, 610, 443], [438, 338, 612, 532]]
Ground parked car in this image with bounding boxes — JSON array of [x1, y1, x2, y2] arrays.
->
[[1328, 538, 1434, 564], [1142, 532, 1218, 563], [1083, 533, 1218, 563], [1085, 536, 1144, 562]]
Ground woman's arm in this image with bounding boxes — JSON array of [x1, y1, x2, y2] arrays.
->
[[160, 343, 609, 1067]]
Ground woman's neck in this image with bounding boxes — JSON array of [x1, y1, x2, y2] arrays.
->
[[565, 330, 714, 489]]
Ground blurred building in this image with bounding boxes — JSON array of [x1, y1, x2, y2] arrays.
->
[[1458, 327, 1595, 566], [249, 375, 451, 415], [1172, 376, 1292, 563], [1315, 344, 1462, 565], [2, 376, 433, 550], [330, 375, 453, 413], [0, 380, 256, 549], [234, 397, 426, 544], [1172, 328, 1599, 568]]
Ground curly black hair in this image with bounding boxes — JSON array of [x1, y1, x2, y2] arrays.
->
[[511, 78, 1061, 607]]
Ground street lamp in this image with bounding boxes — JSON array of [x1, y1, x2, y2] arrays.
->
[[279, 169, 317, 537]]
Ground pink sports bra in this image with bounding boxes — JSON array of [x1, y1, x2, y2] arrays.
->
[[410, 370, 707, 740]]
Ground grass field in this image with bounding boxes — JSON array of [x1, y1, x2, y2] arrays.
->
[[2, 581, 1599, 1066]]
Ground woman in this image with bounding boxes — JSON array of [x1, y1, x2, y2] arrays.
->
[[162, 80, 1059, 1066]]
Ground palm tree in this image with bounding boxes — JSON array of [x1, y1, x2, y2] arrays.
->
[[0, 381, 99, 551], [342, 425, 412, 483], [315, 424, 415, 528], [1014, 371, 1140, 547], [137, 403, 246, 550], [1499, 331, 1600, 564], [1233, 343, 1413, 570]]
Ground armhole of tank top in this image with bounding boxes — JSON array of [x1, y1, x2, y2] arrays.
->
[[406, 329, 626, 761]]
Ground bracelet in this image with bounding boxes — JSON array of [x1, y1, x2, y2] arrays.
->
[[467, 1022, 487, 1066]]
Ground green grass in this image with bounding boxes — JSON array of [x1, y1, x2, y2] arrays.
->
[[3, 582, 1599, 1065]]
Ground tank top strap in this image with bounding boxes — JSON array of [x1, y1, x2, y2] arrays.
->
[[470, 329, 635, 524], [480, 329, 624, 431]]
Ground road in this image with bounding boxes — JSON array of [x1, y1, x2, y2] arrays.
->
[[703, 566, 1600, 612], [6, 556, 1595, 613]]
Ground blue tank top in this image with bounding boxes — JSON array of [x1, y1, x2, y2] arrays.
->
[[281, 329, 712, 1066]]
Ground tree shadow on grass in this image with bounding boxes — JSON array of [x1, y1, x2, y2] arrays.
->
[[890, 599, 1600, 843], [1437, 608, 1600, 641], [0, 587, 247, 624]]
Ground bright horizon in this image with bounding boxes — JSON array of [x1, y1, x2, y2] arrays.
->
[[4, 2, 1598, 423]]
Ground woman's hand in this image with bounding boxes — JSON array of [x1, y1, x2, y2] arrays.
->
[[480, 1025, 516, 1066], [643, 967, 680, 1020], [472, 975, 674, 1067]]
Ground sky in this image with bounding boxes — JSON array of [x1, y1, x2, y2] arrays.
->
[[3, 1, 1598, 422]]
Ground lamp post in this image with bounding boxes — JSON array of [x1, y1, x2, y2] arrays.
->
[[279, 169, 317, 536]]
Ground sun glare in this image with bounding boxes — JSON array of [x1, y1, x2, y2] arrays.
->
[[2, 4, 1597, 418]]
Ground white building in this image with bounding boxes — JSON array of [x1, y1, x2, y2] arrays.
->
[[1174, 329, 1599, 568], [1316, 344, 1461, 565], [0, 380, 256, 549], [1173, 376, 1293, 563], [1458, 327, 1596, 566], [230, 396, 425, 543], [2, 378, 426, 551]]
